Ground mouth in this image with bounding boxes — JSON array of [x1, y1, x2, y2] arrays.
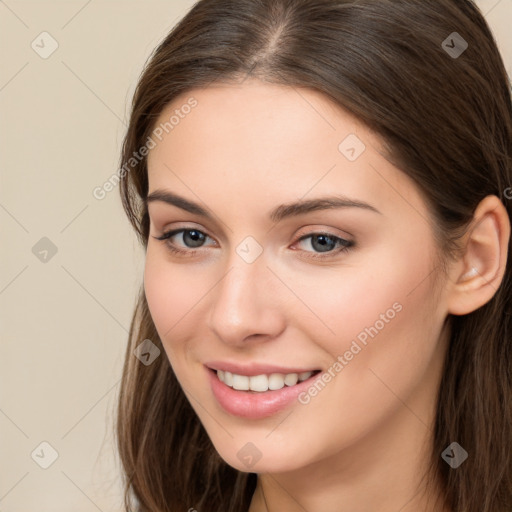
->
[[206, 365, 324, 419], [204, 363, 321, 420], [208, 367, 322, 393]]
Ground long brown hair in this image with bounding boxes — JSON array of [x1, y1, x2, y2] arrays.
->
[[115, 1, 512, 510]]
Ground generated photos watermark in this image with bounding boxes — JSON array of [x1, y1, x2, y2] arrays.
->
[[298, 301, 403, 405], [93, 97, 198, 200]]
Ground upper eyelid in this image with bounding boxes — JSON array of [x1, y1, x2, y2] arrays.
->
[[153, 217, 353, 236], [148, 208, 357, 238]]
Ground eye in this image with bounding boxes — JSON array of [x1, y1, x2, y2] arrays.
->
[[293, 232, 354, 259], [152, 228, 354, 259], [153, 228, 214, 256]]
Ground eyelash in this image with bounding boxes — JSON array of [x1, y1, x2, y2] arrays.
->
[[153, 228, 355, 260]]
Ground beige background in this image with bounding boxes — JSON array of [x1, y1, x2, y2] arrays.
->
[[0, 1, 510, 510]]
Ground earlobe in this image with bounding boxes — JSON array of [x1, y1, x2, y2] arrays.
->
[[447, 195, 510, 316]]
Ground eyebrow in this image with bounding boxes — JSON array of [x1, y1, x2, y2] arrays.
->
[[146, 189, 381, 223]]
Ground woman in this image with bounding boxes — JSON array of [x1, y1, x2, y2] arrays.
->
[[116, 0, 512, 510]]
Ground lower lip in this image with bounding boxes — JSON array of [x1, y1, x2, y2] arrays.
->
[[206, 366, 321, 419]]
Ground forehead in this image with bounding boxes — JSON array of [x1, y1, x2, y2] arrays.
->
[[151, 79, 367, 152], [146, 80, 429, 225]]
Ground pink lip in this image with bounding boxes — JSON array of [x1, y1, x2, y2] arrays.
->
[[205, 360, 319, 377], [205, 365, 322, 419]]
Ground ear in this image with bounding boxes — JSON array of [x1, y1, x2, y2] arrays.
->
[[447, 195, 510, 316]]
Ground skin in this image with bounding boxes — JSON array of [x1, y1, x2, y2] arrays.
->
[[143, 79, 510, 512]]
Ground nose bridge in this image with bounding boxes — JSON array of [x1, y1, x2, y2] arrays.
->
[[207, 244, 283, 345], [220, 258, 255, 310], [213, 249, 265, 325]]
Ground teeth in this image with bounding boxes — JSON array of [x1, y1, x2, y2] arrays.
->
[[268, 373, 285, 390], [298, 371, 313, 381], [232, 374, 249, 390], [249, 374, 269, 392], [224, 371, 233, 386], [217, 370, 315, 392], [284, 373, 298, 386]]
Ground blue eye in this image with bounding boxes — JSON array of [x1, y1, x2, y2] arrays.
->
[[295, 232, 354, 259], [154, 228, 213, 256], [153, 228, 354, 259]]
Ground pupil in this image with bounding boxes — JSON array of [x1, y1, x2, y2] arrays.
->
[[185, 230, 205, 247], [313, 235, 335, 253]]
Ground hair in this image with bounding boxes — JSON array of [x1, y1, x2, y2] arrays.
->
[[115, 0, 512, 510]]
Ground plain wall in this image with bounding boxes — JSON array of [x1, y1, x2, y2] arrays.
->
[[1, 1, 510, 510]]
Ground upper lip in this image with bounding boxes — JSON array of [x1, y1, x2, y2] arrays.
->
[[205, 361, 320, 377]]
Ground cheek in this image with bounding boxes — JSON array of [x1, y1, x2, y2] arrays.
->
[[304, 237, 442, 411], [144, 253, 176, 335], [287, 230, 437, 346], [143, 250, 201, 358], [292, 230, 442, 408]]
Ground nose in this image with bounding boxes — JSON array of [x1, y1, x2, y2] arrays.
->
[[207, 251, 286, 347]]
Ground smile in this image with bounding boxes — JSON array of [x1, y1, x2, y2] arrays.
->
[[216, 369, 320, 392], [206, 366, 323, 419]]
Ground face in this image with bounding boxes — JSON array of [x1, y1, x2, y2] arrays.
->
[[144, 79, 450, 474]]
